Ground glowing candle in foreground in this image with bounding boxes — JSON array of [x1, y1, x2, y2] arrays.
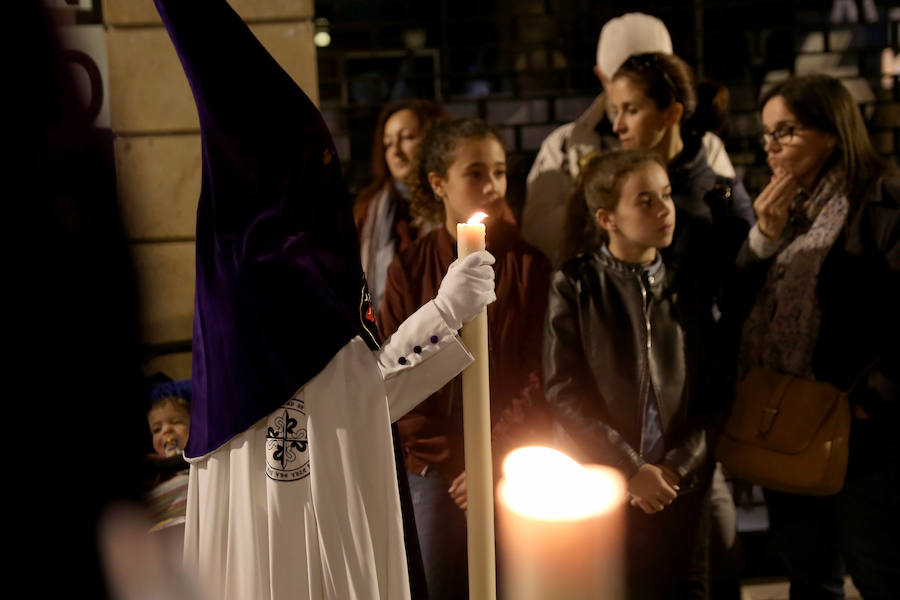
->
[[457, 211, 496, 600], [498, 447, 626, 600], [457, 211, 488, 256]]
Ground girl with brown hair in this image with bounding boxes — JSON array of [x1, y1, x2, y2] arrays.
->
[[600, 53, 753, 597], [545, 149, 722, 599], [379, 118, 551, 599]]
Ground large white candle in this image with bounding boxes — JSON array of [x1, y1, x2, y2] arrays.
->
[[457, 211, 496, 600], [498, 447, 626, 600]]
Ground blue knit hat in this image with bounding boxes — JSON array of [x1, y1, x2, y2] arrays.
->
[[149, 379, 192, 407]]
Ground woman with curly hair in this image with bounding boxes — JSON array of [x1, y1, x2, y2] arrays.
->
[[378, 118, 552, 599]]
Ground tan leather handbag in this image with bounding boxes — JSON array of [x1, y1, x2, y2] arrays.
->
[[715, 367, 851, 496]]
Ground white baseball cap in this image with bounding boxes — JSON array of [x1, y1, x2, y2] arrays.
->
[[596, 13, 673, 80]]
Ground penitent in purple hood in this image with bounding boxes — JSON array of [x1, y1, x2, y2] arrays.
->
[[153, 0, 379, 458]]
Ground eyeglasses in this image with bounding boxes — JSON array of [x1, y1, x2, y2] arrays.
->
[[621, 53, 680, 101], [759, 124, 804, 148]]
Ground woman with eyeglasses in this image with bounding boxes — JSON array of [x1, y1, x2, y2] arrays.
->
[[727, 74, 899, 598]]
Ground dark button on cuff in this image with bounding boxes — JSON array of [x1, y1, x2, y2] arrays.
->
[[430, 335, 439, 344], [398, 356, 407, 365], [413, 345, 422, 354]]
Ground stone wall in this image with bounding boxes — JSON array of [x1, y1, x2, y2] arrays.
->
[[102, 0, 317, 378]]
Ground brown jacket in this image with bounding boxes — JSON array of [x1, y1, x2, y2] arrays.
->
[[378, 221, 552, 481]]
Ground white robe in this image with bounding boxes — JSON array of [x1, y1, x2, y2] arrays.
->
[[182, 301, 473, 599]]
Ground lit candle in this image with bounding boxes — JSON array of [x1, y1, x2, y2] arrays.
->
[[497, 447, 626, 600], [457, 211, 488, 257], [457, 211, 496, 600]]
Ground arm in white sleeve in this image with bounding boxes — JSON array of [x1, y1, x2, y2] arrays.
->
[[376, 300, 474, 422]]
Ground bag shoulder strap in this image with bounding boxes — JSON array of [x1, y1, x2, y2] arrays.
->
[[757, 373, 794, 436], [843, 357, 880, 395]]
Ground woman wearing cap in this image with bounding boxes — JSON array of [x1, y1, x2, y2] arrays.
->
[[727, 74, 899, 600]]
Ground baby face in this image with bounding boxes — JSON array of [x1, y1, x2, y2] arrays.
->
[[148, 399, 190, 457]]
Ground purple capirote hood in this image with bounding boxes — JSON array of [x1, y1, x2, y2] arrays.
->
[[153, 0, 378, 458]]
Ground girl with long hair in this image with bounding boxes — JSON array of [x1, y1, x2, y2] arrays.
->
[[545, 149, 722, 599], [379, 118, 552, 600]]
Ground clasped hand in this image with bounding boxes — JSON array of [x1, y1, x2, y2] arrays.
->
[[628, 464, 680, 515]]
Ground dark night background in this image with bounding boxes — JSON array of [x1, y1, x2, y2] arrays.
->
[[26, 0, 897, 593], [312, 0, 898, 220]]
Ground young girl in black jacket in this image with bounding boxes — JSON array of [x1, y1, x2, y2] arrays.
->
[[543, 149, 720, 599]]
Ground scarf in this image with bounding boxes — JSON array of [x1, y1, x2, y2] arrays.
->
[[740, 169, 849, 378]]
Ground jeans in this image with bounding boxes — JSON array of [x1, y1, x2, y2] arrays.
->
[[765, 417, 900, 600], [407, 470, 468, 600], [764, 490, 846, 599], [626, 483, 711, 600], [836, 417, 900, 600]]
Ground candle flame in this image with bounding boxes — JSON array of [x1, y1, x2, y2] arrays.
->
[[467, 211, 488, 225], [499, 447, 625, 521]]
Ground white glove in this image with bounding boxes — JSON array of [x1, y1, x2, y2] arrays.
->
[[433, 250, 497, 331]]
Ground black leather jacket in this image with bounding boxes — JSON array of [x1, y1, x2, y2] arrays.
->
[[543, 249, 720, 487]]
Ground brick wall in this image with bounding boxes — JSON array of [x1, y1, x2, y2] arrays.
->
[[316, 0, 899, 215]]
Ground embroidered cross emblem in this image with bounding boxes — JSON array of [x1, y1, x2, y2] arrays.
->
[[265, 398, 311, 481]]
